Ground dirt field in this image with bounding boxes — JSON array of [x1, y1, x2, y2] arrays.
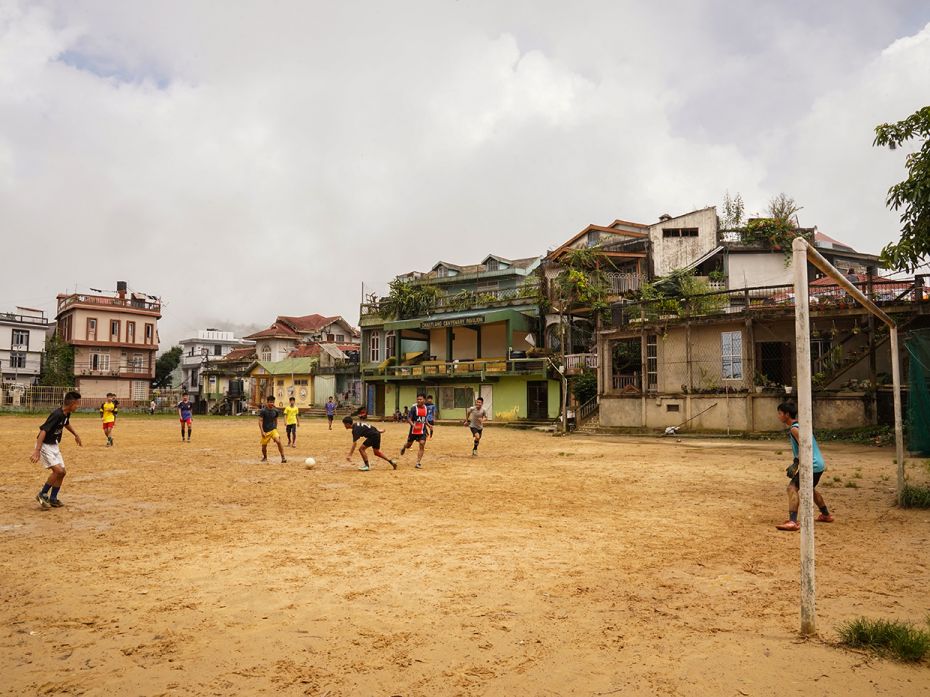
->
[[1, 413, 929, 696]]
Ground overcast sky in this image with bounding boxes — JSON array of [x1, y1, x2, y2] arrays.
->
[[2, 1, 929, 349]]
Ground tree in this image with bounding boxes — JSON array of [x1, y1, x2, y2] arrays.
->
[[379, 278, 441, 319], [39, 334, 74, 386], [720, 190, 745, 229], [153, 346, 182, 388], [874, 106, 930, 272], [766, 192, 802, 225]]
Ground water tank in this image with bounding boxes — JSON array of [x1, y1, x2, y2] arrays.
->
[[228, 379, 244, 398]]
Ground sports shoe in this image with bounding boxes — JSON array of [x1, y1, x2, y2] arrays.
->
[[389, 459, 397, 470], [415, 462, 422, 469], [281, 458, 287, 464], [260, 457, 267, 462], [776, 520, 800, 531], [49, 499, 63, 508], [36, 493, 51, 509], [358, 464, 370, 471], [472, 450, 477, 457], [816, 513, 834, 523]]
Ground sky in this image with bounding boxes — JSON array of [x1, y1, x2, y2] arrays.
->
[[1, 0, 929, 350]]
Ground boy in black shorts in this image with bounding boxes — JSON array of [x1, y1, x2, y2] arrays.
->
[[464, 396, 488, 456], [31, 391, 82, 509], [400, 393, 430, 469], [343, 416, 397, 471]]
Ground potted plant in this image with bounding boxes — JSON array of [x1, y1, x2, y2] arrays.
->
[[753, 371, 768, 394], [784, 385, 793, 395]]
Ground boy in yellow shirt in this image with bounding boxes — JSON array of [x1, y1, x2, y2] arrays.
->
[[99, 392, 118, 447], [284, 396, 300, 448]]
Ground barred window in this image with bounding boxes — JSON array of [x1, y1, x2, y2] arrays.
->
[[721, 331, 743, 380]]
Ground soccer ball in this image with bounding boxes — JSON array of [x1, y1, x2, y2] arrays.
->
[[304, 457, 316, 469]]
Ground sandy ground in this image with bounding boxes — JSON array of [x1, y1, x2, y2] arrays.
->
[[1, 412, 929, 696]]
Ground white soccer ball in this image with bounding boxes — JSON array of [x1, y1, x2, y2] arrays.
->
[[304, 457, 316, 468]]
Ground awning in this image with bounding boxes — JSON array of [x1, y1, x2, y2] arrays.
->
[[683, 245, 723, 272]]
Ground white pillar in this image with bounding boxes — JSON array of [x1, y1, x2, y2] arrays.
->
[[792, 237, 816, 636]]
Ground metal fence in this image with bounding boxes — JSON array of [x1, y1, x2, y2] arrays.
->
[[0, 383, 175, 413]]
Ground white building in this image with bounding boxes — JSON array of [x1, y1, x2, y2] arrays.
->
[[0, 307, 50, 384], [178, 329, 254, 394]]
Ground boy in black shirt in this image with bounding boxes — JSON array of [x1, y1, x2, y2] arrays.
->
[[258, 395, 287, 463], [343, 416, 397, 471], [30, 391, 82, 509]]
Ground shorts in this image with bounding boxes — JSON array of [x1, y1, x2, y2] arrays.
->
[[102, 421, 115, 430], [261, 429, 280, 445], [39, 443, 65, 469], [361, 434, 382, 449], [327, 414, 335, 422], [286, 424, 297, 436], [470, 427, 483, 436], [790, 470, 823, 490], [180, 416, 192, 424], [406, 430, 428, 444]]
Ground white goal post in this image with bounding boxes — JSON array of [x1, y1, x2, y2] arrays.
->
[[792, 237, 905, 636]]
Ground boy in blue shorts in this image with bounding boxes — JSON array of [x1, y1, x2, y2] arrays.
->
[[325, 396, 337, 430], [30, 391, 82, 509], [775, 401, 834, 531], [177, 392, 193, 442]]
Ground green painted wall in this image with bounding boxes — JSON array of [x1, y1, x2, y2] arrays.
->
[[548, 378, 561, 419], [387, 378, 560, 421]]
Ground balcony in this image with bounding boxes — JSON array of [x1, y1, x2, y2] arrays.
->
[[363, 356, 549, 380], [0, 312, 48, 326], [74, 362, 153, 378], [57, 293, 161, 315], [609, 278, 927, 328], [565, 353, 598, 375], [361, 285, 541, 321]]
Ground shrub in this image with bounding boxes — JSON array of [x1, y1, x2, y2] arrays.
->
[[837, 617, 930, 663]]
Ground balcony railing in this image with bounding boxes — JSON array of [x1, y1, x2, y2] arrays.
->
[[74, 363, 153, 377], [361, 286, 541, 319], [57, 293, 161, 314], [612, 373, 641, 390], [565, 353, 598, 375], [0, 312, 48, 326], [363, 356, 548, 379], [610, 278, 927, 327]]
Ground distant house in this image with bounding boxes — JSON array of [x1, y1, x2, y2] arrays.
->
[[244, 314, 359, 364], [55, 282, 161, 402], [287, 341, 361, 406], [248, 357, 317, 409], [199, 346, 257, 412], [178, 329, 254, 394], [0, 307, 49, 385]]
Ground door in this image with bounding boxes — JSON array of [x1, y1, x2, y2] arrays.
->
[[527, 381, 548, 420], [479, 384, 493, 421]]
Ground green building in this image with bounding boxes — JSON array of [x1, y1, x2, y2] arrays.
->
[[360, 255, 562, 422]]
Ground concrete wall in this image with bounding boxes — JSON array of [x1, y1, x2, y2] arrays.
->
[[389, 377, 560, 421], [727, 253, 792, 289], [649, 208, 718, 277], [429, 329, 448, 360], [451, 327, 478, 360], [482, 322, 507, 357], [600, 393, 872, 432]]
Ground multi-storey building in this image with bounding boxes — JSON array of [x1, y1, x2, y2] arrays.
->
[[55, 281, 161, 402], [178, 329, 254, 394], [360, 255, 561, 422], [244, 314, 359, 363], [0, 307, 49, 384]]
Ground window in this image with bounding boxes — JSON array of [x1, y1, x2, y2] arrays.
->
[[369, 331, 381, 363], [261, 344, 272, 362], [129, 353, 145, 370], [646, 334, 658, 391], [110, 320, 120, 342], [127, 322, 136, 344], [327, 333, 335, 342], [10, 352, 26, 369], [91, 352, 110, 371], [721, 331, 743, 380], [385, 331, 396, 359], [662, 227, 699, 238], [336, 334, 345, 342], [276, 379, 284, 386], [86, 318, 97, 342], [214, 344, 222, 356], [666, 403, 680, 412], [476, 281, 500, 292], [294, 379, 309, 385], [144, 324, 153, 344], [486, 258, 499, 271], [440, 386, 474, 409], [11, 329, 29, 349], [587, 230, 600, 246]]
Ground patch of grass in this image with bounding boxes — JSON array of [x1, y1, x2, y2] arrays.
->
[[837, 617, 930, 663], [853, 471, 863, 479], [844, 481, 859, 489], [900, 484, 930, 509], [814, 425, 896, 447], [832, 475, 842, 483]]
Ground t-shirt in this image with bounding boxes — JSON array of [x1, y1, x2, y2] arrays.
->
[[351, 422, 380, 441], [39, 408, 70, 445], [409, 404, 428, 435], [284, 406, 300, 425], [325, 401, 336, 416], [466, 406, 487, 429], [425, 403, 436, 424], [99, 400, 118, 424], [788, 421, 825, 473], [177, 400, 193, 418], [259, 406, 279, 432]]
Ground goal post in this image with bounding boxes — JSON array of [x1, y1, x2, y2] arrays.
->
[[791, 237, 906, 636]]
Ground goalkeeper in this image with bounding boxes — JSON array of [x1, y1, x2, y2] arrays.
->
[[775, 401, 833, 531]]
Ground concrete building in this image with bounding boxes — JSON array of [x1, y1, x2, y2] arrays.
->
[[55, 282, 161, 403], [178, 329, 254, 394], [244, 314, 359, 363], [360, 255, 561, 422], [0, 307, 49, 385]]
